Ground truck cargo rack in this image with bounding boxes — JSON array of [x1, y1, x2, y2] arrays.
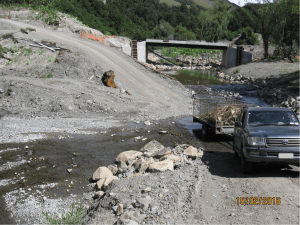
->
[[193, 97, 255, 137]]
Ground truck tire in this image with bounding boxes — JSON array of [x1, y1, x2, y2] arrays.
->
[[241, 144, 253, 174], [202, 124, 208, 138], [233, 139, 239, 158]]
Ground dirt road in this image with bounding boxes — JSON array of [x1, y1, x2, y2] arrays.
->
[[0, 19, 188, 105]]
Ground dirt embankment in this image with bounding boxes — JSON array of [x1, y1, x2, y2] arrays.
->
[[0, 18, 193, 144]]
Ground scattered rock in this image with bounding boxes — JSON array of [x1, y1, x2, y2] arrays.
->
[[184, 146, 203, 159], [140, 140, 164, 153], [103, 176, 119, 191], [94, 191, 104, 199], [108, 165, 118, 175], [159, 131, 168, 134], [101, 70, 118, 88], [160, 154, 182, 163], [135, 196, 151, 211], [117, 211, 146, 225], [117, 204, 123, 216], [151, 147, 172, 159], [159, 189, 169, 195], [92, 167, 113, 181], [148, 159, 174, 172], [144, 121, 151, 125], [116, 151, 143, 163], [118, 160, 128, 170], [96, 178, 106, 191], [139, 162, 151, 173], [123, 220, 138, 225], [142, 187, 151, 193]]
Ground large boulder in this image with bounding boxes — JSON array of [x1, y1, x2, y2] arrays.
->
[[116, 150, 143, 163], [108, 165, 118, 175], [139, 162, 151, 173], [148, 159, 174, 172], [140, 140, 164, 153], [132, 159, 145, 171], [92, 166, 113, 181], [160, 154, 182, 163], [96, 178, 106, 191], [184, 146, 203, 159]]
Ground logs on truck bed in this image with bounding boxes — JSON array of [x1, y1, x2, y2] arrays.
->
[[201, 105, 241, 126], [102, 70, 118, 88]]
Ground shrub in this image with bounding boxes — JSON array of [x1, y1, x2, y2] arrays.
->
[[237, 27, 259, 45], [26, 27, 36, 32], [223, 30, 239, 41], [233, 69, 240, 74], [2, 33, 14, 39], [41, 73, 53, 78], [43, 202, 85, 224]]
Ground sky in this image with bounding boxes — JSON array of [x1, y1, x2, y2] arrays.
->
[[228, 0, 274, 7]]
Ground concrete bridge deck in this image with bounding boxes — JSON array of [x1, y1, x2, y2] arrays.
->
[[122, 39, 253, 68]]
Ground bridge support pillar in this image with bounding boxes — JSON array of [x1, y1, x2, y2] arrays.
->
[[222, 47, 253, 68], [137, 41, 146, 63]]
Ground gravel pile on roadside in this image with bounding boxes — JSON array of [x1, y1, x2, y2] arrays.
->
[[82, 140, 206, 225], [225, 61, 298, 79]]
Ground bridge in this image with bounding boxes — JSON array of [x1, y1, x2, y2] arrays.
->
[[122, 39, 253, 68]]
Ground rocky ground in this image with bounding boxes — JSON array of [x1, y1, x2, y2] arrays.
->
[[0, 7, 299, 225]]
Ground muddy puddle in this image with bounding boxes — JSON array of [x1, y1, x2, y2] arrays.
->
[[0, 118, 203, 224]]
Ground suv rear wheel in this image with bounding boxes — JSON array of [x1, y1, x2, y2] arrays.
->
[[241, 143, 253, 173]]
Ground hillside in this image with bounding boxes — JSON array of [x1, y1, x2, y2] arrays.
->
[[0, 13, 193, 141], [160, 0, 239, 8]]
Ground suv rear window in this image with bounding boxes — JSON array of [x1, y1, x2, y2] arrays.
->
[[248, 111, 299, 125]]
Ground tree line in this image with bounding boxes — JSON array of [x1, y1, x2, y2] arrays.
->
[[1, 0, 299, 59]]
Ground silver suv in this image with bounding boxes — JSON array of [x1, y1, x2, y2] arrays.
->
[[233, 107, 300, 173]]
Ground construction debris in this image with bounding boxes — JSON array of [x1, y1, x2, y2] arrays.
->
[[80, 32, 115, 46], [102, 70, 118, 88], [16, 37, 70, 52]]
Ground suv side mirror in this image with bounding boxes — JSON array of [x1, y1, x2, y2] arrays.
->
[[235, 121, 242, 128]]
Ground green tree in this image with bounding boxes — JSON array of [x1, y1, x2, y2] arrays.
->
[[152, 20, 175, 40], [198, 0, 233, 42], [242, 1, 277, 58], [270, 0, 299, 60], [174, 24, 196, 40]]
